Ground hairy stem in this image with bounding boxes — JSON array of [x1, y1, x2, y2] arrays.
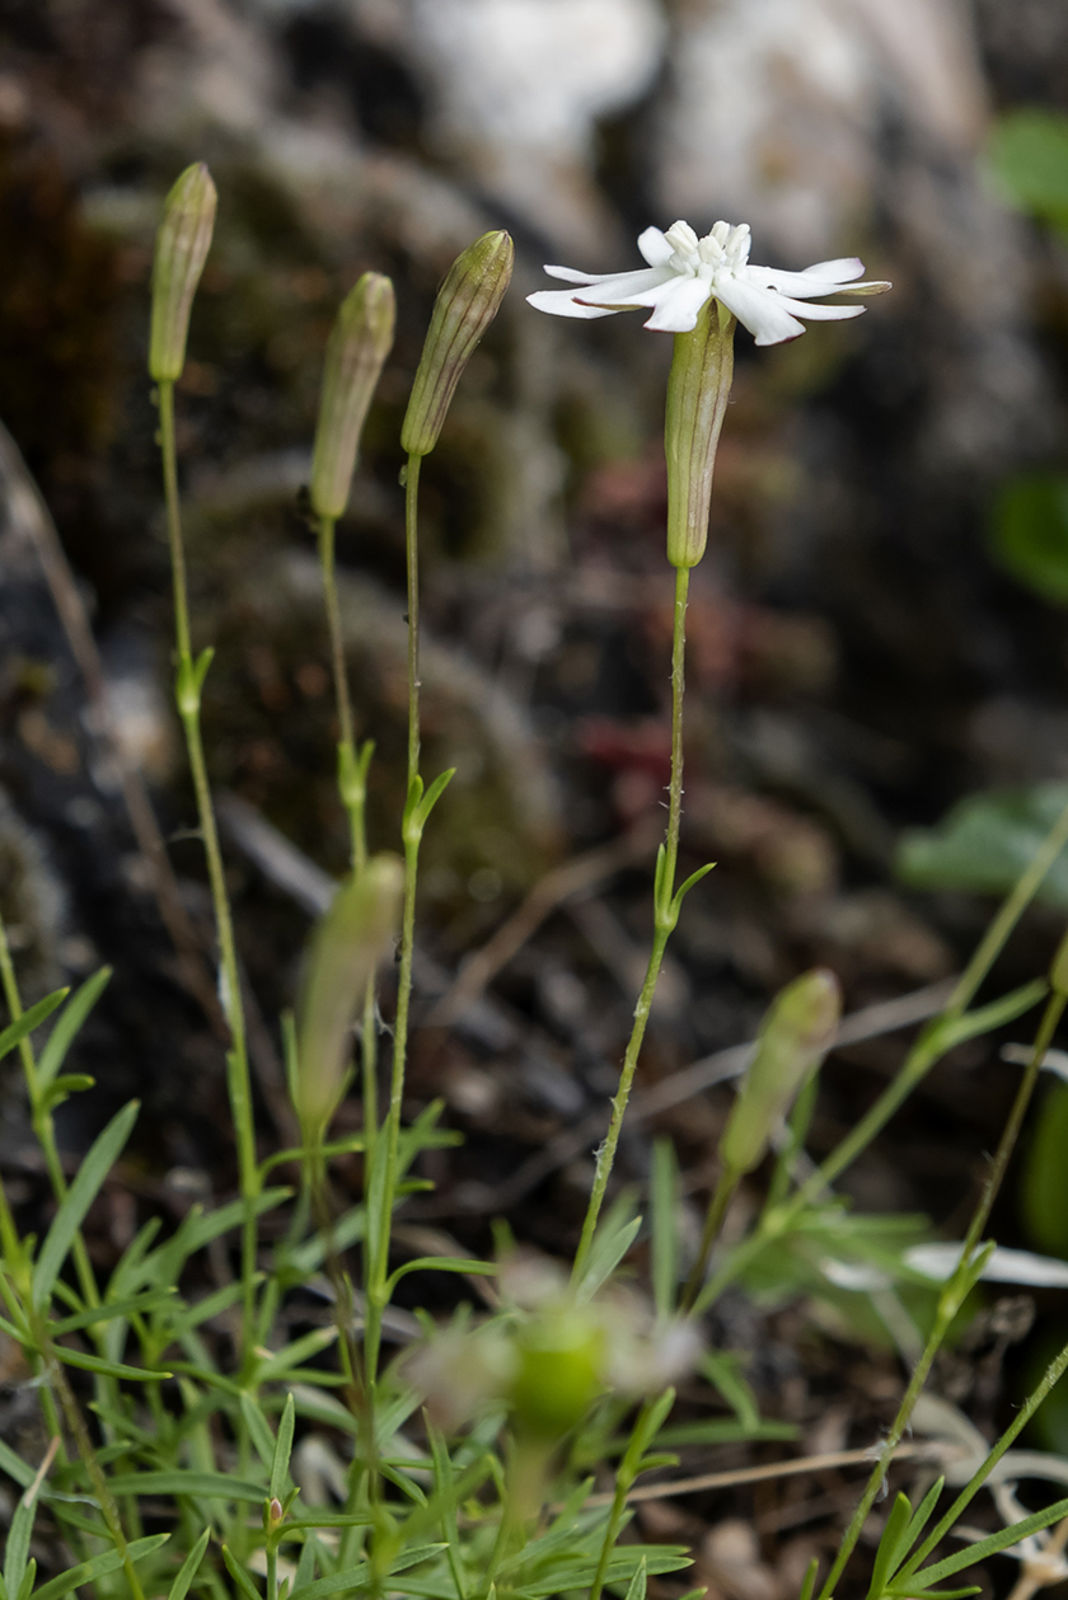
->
[[573, 565, 690, 1282]]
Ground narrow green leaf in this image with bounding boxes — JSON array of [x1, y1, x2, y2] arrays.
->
[[221, 1544, 262, 1600], [167, 1527, 211, 1600], [107, 1471, 267, 1503], [289, 1544, 445, 1600], [670, 860, 715, 919], [798, 1556, 820, 1600], [292, 1532, 320, 1593], [239, 1392, 278, 1473], [0, 990, 68, 1065], [867, 1493, 914, 1600], [415, 767, 455, 828], [650, 1139, 679, 1319], [137, 1189, 290, 1287], [36, 968, 111, 1090], [167, 1278, 261, 1340], [575, 1193, 642, 1303], [386, 1257, 496, 1295], [623, 1557, 647, 1600], [253, 1327, 337, 1383], [698, 1351, 762, 1431], [900, 1495, 1068, 1590], [41, 1075, 95, 1113], [52, 1346, 170, 1382], [33, 1100, 140, 1309], [270, 1393, 296, 1502], [280, 1515, 374, 1533], [193, 646, 215, 694], [902, 1478, 945, 1560], [923, 980, 1047, 1058], [4, 1444, 51, 1600], [106, 1217, 163, 1298], [51, 1288, 176, 1337], [32, 1534, 169, 1600], [0, 1440, 34, 1491]]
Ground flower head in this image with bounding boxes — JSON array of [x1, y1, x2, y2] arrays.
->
[[528, 219, 890, 346]]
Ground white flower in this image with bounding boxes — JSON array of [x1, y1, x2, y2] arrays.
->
[[527, 219, 890, 346]]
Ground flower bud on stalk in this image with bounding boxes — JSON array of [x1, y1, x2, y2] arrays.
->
[[149, 163, 217, 384], [664, 300, 735, 569], [720, 967, 840, 1177], [508, 1303, 605, 1441], [401, 230, 514, 457], [310, 272, 396, 520], [295, 853, 403, 1136]]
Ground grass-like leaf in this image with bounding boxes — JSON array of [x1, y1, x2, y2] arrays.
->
[[574, 1192, 641, 1303], [35, 968, 112, 1090], [51, 1346, 171, 1382], [650, 1139, 679, 1319], [32, 1534, 169, 1600], [3, 1442, 52, 1600], [0, 990, 68, 1065], [167, 1527, 211, 1600], [51, 1287, 176, 1337], [893, 1495, 1068, 1594], [32, 1100, 140, 1310], [221, 1544, 263, 1600], [270, 1392, 296, 1502], [107, 1471, 268, 1503]]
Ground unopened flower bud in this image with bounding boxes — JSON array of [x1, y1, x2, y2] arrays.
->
[[149, 163, 217, 383], [400, 230, 514, 457], [508, 1304, 604, 1441], [310, 273, 395, 520], [720, 968, 840, 1177], [664, 300, 735, 568], [295, 853, 403, 1135]]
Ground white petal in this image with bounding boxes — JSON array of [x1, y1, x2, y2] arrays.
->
[[820, 1259, 888, 1291], [542, 264, 602, 284], [906, 1243, 1068, 1289], [573, 266, 676, 306], [526, 288, 621, 320], [711, 275, 806, 345], [642, 274, 713, 332], [798, 257, 866, 282], [637, 227, 674, 266], [746, 261, 865, 298], [767, 292, 867, 322]]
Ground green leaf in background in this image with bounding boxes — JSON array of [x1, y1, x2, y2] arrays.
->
[[32, 1534, 169, 1600], [32, 1099, 140, 1310], [896, 784, 1068, 910], [987, 109, 1068, 229], [989, 474, 1068, 605], [1020, 1079, 1068, 1257]]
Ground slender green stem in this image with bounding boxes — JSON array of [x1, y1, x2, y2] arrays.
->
[[317, 517, 354, 757], [157, 379, 258, 1374], [681, 1166, 738, 1311], [573, 565, 691, 1282], [315, 512, 379, 1140], [904, 1335, 1068, 1581], [365, 453, 424, 1389], [944, 795, 1068, 1022], [404, 455, 423, 786], [814, 986, 1065, 1600], [159, 381, 193, 666], [588, 1404, 653, 1600]]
